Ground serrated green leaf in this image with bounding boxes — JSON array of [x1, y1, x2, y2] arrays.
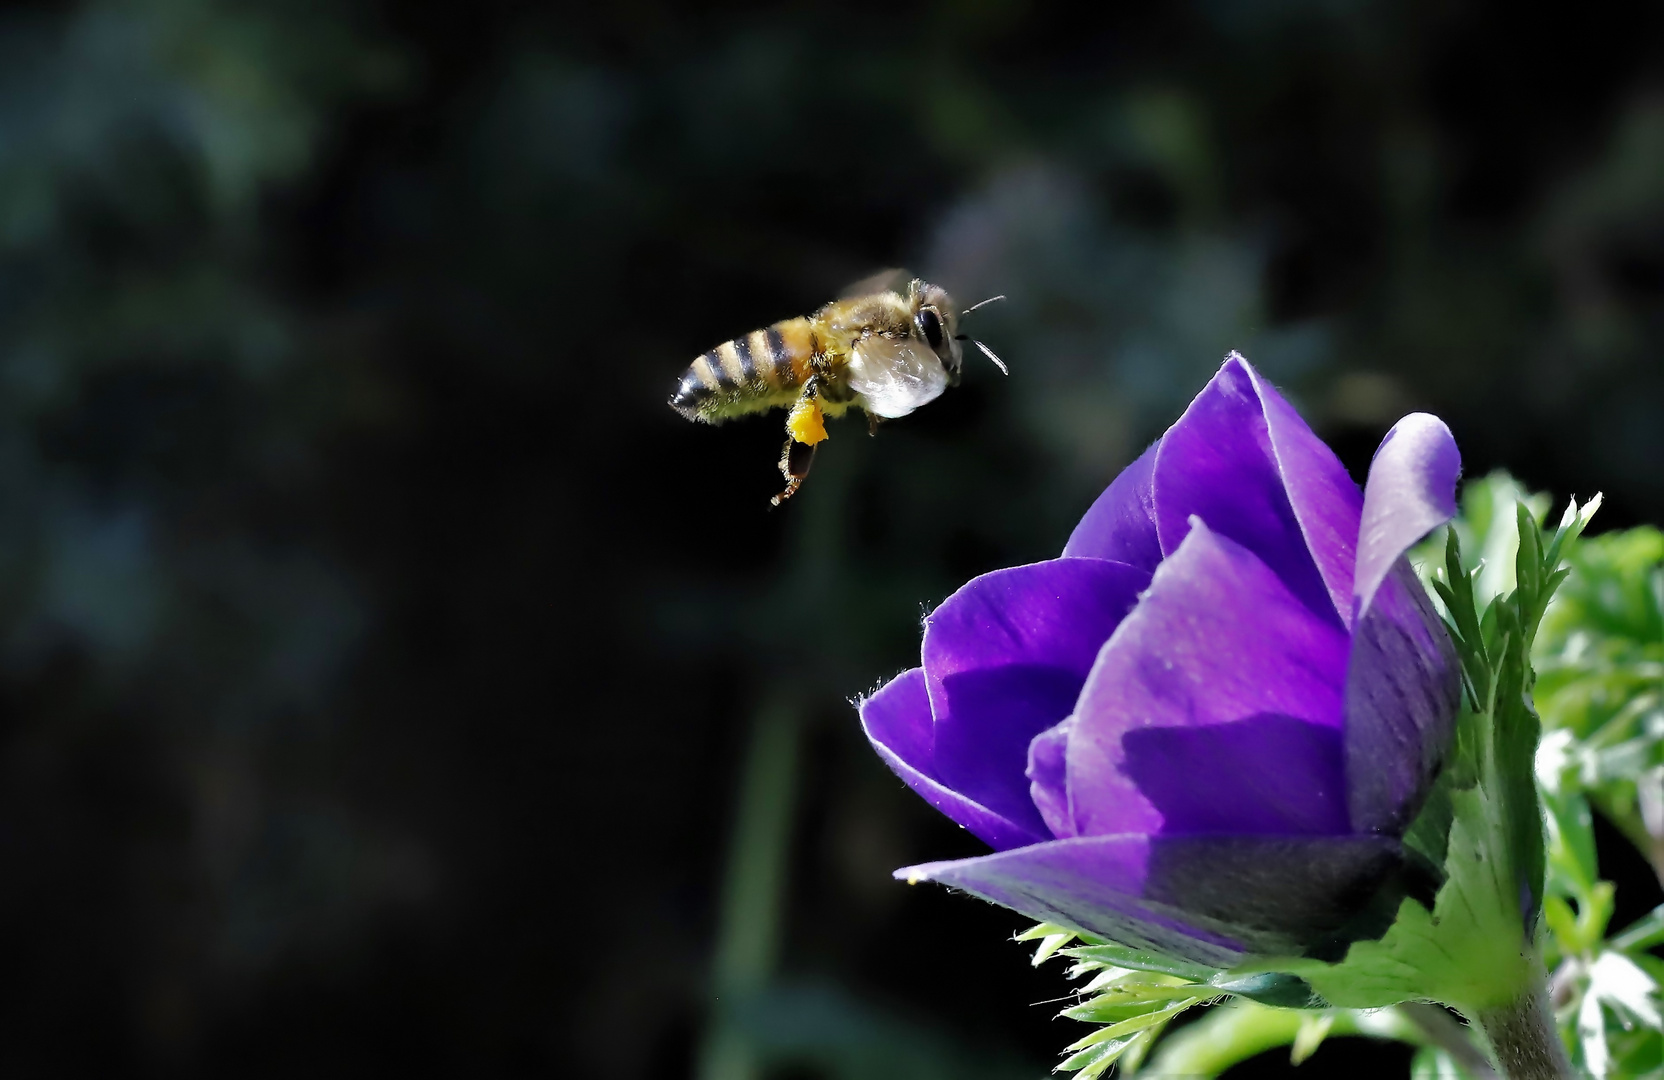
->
[[1074, 965, 1136, 993], [1517, 501, 1543, 602], [1061, 984, 1211, 1021], [1057, 1034, 1135, 1075], [1060, 999, 1170, 1027], [1116, 1022, 1167, 1076], [1015, 921, 1072, 942], [1061, 943, 1214, 981], [1030, 932, 1074, 967], [1062, 999, 1199, 1052]]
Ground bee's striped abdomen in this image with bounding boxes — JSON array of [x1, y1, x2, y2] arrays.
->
[[670, 317, 815, 422]]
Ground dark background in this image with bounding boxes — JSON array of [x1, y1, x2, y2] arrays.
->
[[1, 0, 1662, 1076]]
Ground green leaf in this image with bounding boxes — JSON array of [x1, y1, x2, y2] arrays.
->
[[1029, 932, 1074, 966], [1061, 987, 1207, 1022], [1057, 1034, 1137, 1075], [1543, 789, 1598, 896], [1061, 942, 1215, 981], [1543, 895, 1580, 954], [1609, 904, 1664, 953], [1062, 999, 1198, 1051]]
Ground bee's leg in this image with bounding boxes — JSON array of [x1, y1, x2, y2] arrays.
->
[[772, 438, 816, 506], [772, 378, 828, 506], [866, 411, 879, 437]]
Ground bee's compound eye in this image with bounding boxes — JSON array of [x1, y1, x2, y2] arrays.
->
[[917, 308, 944, 351]]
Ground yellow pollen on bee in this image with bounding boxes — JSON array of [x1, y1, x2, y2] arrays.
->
[[788, 397, 828, 444]]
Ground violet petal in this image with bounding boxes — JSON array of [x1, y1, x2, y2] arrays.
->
[[1151, 355, 1354, 626], [1067, 521, 1351, 838], [1355, 412, 1462, 617], [1062, 440, 1162, 571], [924, 559, 1150, 844], [1344, 558, 1463, 834], [1026, 717, 1076, 839], [896, 834, 1248, 968], [1343, 415, 1462, 833], [897, 833, 1413, 965], [1246, 360, 1365, 626], [860, 668, 1049, 851]]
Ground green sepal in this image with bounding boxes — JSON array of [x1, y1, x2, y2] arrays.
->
[[1210, 971, 1326, 1009], [1060, 942, 1215, 981]]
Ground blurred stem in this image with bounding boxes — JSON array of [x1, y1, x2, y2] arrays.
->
[[1398, 1003, 1499, 1080], [1469, 967, 1573, 1080], [1137, 1000, 1423, 1077], [697, 697, 802, 1080]]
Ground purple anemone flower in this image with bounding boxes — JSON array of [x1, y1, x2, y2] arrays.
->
[[860, 354, 1463, 966]]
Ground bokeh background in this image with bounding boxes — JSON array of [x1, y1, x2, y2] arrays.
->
[[2, 0, 1664, 1076]]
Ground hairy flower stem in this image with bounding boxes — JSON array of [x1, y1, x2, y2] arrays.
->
[[1472, 972, 1574, 1080]]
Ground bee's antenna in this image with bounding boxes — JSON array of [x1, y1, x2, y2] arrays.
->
[[972, 339, 1008, 375], [961, 294, 1007, 317]]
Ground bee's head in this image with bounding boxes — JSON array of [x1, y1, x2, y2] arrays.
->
[[910, 280, 964, 381]]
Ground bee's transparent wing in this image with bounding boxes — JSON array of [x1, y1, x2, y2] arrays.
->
[[846, 336, 949, 418], [838, 268, 912, 299]]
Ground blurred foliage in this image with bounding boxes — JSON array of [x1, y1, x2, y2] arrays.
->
[[0, 0, 1661, 1076], [0, 0, 407, 986]]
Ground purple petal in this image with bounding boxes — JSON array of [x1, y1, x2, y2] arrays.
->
[[897, 834, 1248, 967], [1067, 522, 1351, 838], [1355, 412, 1462, 617], [1119, 716, 1346, 836], [897, 833, 1413, 964], [1062, 440, 1162, 571], [859, 669, 1049, 851], [1152, 355, 1359, 627], [1344, 558, 1463, 834], [923, 559, 1150, 845], [1248, 361, 1365, 625], [1026, 718, 1076, 839]]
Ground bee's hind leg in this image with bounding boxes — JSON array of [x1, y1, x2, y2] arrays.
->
[[772, 378, 828, 506], [772, 438, 816, 506]]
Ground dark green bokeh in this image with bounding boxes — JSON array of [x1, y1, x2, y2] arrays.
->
[[0, 0, 1660, 1076]]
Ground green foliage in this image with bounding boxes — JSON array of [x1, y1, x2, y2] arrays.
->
[[1529, 505, 1664, 1078]]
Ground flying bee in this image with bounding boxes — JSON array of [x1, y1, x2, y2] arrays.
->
[[669, 274, 1006, 504]]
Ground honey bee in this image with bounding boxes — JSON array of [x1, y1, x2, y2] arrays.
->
[[669, 274, 1005, 504]]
